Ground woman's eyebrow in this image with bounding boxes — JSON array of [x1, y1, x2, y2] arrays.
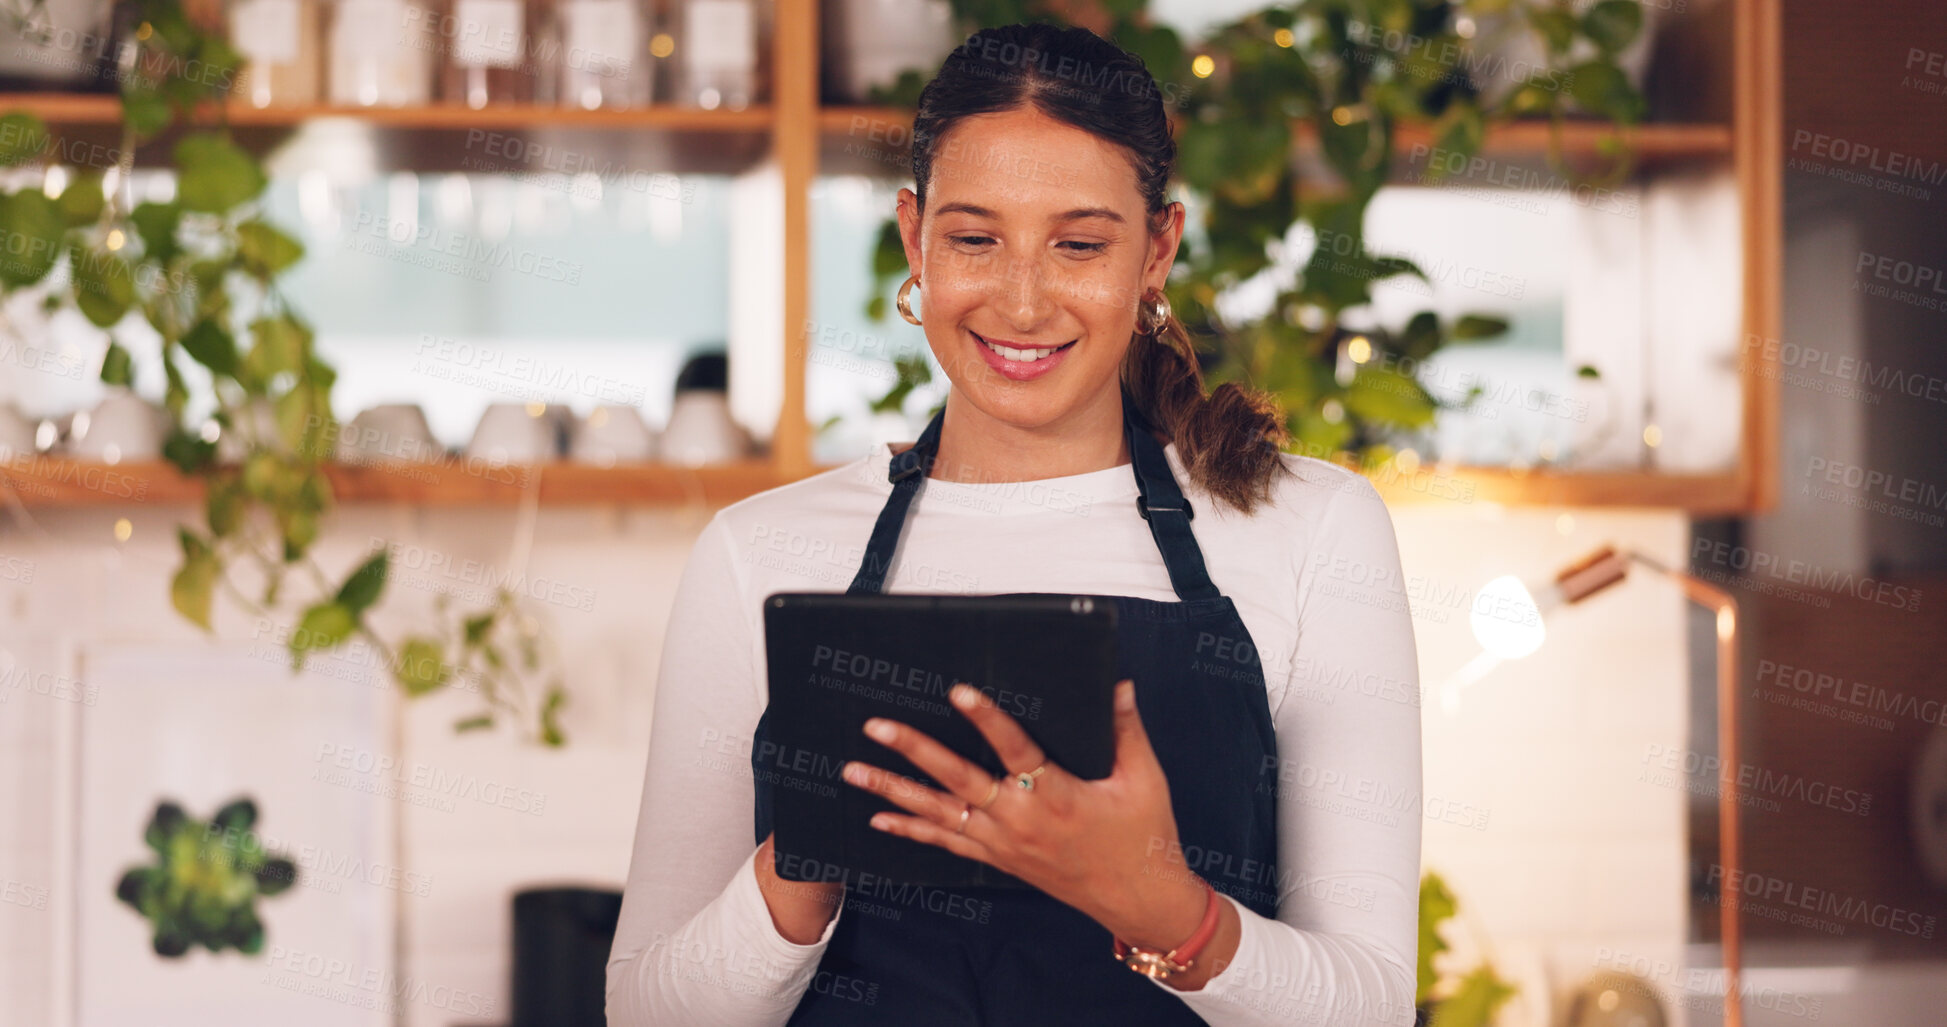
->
[[933, 201, 1126, 225]]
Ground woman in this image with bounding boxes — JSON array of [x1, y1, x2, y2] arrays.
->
[[608, 22, 1420, 1027]]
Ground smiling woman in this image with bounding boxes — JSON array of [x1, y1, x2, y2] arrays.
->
[[606, 21, 1421, 1027]]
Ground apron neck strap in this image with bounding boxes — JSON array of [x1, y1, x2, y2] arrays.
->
[[847, 390, 1221, 602]]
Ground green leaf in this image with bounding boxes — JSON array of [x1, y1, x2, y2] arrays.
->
[[242, 315, 307, 384], [1582, 0, 1644, 55], [1527, 7, 1577, 55], [1451, 314, 1509, 341], [170, 529, 218, 631], [1345, 366, 1436, 429], [1428, 965, 1519, 1027], [1576, 364, 1601, 379], [454, 714, 495, 732], [1567, 60, 1646, 123], [254, 858, 298, 896], [121, 87, 173, 138], [1398, 311, 1441, 360], [100, 341, 134, 387], [236, 220, 303, 276], [72, 249, 136, 327], [1417, 872, 1457, 1004], [335, 550, 388, 614], [540, 685, 568, 747], [206, 474, 245, 537], [290, 601, 356, 660], [174, 133, 267, 214], [462, 612, 495, 647], [179, 318, 238, 376], [395, 637, 450, 697], [130, 202, 182, 263], [212, 797, 257, 834], [0, 112, 48, 165], [870, 218, 906, 279], [0, 190, 66, 286], [56, 172, 105, 226]]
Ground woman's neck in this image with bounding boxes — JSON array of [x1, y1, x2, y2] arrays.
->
[[924, 389, 1131, 484]]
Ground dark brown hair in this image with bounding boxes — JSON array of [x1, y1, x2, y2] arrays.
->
[[910, 22, 1290, 514]]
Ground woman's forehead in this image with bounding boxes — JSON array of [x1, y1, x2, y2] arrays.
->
[[924, 108, 1144, 216]]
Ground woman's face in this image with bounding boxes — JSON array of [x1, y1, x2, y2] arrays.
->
[[896, 105, 1183, 431]]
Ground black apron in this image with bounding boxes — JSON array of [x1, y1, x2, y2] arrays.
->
[[752, 393, 1282, 1024]]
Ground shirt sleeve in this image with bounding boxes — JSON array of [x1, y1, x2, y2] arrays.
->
[[606, 511, 846, 1027], [1146, 472, 1423, 1027]]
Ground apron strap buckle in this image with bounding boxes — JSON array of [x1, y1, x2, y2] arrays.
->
[[1136, 495, 1193, 521]]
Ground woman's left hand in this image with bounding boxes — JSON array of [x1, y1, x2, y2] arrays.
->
[[841, 678, 1210, 951]]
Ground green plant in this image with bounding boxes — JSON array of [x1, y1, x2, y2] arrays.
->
[[0, 2, 565, 744], [1419, 871, 1518, 1026], [114, 797, 297, 957], [865, 0, 1643, 468]]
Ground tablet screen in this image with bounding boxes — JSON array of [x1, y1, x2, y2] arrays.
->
[[760, 592, 1118, 889]]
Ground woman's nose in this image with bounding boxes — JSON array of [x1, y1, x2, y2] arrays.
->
[[997, 256, 1057, 327]]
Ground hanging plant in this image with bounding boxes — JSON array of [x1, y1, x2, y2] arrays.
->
[[0, 1, 567, 744], [114, 797, 297, 958], [863, 0, 1644, 470]]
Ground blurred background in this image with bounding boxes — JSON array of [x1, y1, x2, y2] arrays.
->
[[0, 0, 1941, 1024]]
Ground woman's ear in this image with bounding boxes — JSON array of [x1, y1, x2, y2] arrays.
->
[[1142, 200, 1186, 293], [895, 187, 925, 281]]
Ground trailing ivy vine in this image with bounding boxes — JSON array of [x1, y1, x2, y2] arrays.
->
[[0, 1, 566, 745]]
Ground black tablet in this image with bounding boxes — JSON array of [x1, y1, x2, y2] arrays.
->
[[761, 592, 1119, 889]]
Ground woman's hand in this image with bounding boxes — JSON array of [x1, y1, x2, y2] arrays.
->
[[753, 832, 844, 945], [840, 680, 1222, 966]]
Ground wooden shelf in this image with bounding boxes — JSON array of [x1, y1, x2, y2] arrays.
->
[[0, 458, 796, 508], [1369, 466, 1752, 514], [822, 106, 1733, 160], [2, 456, 1752, 512], [0, 93, 775, 132]]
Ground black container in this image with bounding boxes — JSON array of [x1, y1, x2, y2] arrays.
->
[[510, 886, 623, 1027]]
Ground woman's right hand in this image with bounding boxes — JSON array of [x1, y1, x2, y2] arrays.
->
[[753, 832, 844, 945]]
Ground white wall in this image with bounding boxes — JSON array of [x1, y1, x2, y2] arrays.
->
[[0, 496, 1690, 1026]]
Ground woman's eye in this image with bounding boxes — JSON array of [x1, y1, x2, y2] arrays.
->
[[1059, 241, 1107, 253], [949, 235, 995, 247]]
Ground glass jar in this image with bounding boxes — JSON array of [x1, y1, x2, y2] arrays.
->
[[557, 0, 650, 109], [672, 0, 758, 111], [438, 0, 548, 107], [230, 0, 323, 108], [327, 0, 436, 106]]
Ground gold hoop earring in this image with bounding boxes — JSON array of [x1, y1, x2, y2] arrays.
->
[[896, 273, 923, 326], [1139, 287, 1171, 334]]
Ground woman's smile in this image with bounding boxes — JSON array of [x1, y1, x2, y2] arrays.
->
[[972, 329, 1079, 381]]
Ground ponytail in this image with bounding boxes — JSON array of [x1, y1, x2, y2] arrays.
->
[[1120, 316, 1290, 516]]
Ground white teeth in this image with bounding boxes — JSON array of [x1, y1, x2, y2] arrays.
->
[[979, 336, 1065, 362]]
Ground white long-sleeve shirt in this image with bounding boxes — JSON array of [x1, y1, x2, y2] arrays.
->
[[606, 440, 1423, 1026]]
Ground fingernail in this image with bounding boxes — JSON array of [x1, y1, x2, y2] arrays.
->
[[864, 718, 895, 742], [951, 684, 979, 709], [870, 814, 892, 831], [842, 763, 866, 785], [1116, 680, 1135, 712]]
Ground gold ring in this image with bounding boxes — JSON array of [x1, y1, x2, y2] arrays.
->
[[976, 778, 1001, 809], [1014, 761, 1049, 792], [955, 803, 972, 834]]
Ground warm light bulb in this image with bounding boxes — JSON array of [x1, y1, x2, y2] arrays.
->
[[1470, 575, 1549, 660], [1192, 55, 1215, 78]]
